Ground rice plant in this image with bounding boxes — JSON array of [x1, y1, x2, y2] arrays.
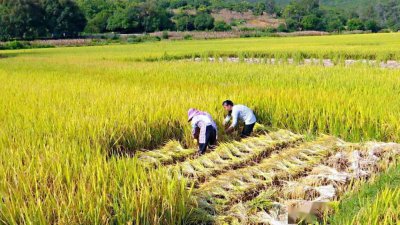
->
[[348, 188, 400, 225], [1, 33, 400, 224], [329, 163, 400, 225]]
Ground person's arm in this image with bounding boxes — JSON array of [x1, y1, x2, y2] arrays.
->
[[230, 108, 239, 128], [223, 114, 231, 126], [191, 121, 198, 138], [225, 108, 238, 133]]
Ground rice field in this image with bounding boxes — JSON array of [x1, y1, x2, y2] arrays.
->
[[1, 33, 400, 224]]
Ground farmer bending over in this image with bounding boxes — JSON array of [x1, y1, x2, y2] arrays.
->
[[188, 108, 217, 155], [222, 100, 257, 138]]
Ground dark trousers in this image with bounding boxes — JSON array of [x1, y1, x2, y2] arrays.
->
[[198, 125, 217, 154], [241, 123, 255, 138]]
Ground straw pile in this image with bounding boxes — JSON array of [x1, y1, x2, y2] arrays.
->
[[214, 140, 400, 224]]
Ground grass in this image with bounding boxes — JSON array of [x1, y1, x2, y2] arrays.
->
[[1, 33, 400, 224], [348, 188, 400, 225], [329, 164, 400, 225]]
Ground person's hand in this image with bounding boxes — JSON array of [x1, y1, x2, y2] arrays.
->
[[225, 126, 234, 134]]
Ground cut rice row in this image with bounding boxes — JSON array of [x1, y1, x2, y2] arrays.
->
[[137, 129, 302, 166], [168, 130, 304, 183], [216, 141, 400, 225], [136, 140, 196, 165], [195, 136, 343, 217], [281, 142, 400, 202], [278, 141, 400, 202]]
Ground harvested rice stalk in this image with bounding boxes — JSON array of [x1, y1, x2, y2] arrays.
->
[[216, 201, 288, 225], [305, 165, 349, 184], [326, 141, 400, 178], [198, 136, 341, 216], [253, 123, 271, 133], [136, 129, 302, 166], [136, 140, 196, 165], [278, 143, 400, 203], [214, 139, 400, 225], [169, 130, 304, 182]]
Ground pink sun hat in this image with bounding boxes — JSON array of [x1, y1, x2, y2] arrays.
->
[[188, 108, 197, 122], [188, 108, 204, 122]]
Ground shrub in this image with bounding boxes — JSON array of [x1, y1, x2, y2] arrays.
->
[[277, 23, 288, 32], [126, 35, 161, 43], [229, 20, 238, 27], [365, 20, 380, 33], [194, 13, 214, 30], [84, 11, 110, 33], [378, 29, 392, 33], [301, 14, 323, 31], [213, 21, 231, 31], [127, 36, 140, 43], [347, 18, 364, 31], [239, 27, 256, 32], [326, 19, 344, 33], [162, 31, 169, 39], [183, 34, 193, 40], [175, 14, 195, 31], [2, 40, 27, 49], [264, 27, 277, 33], [0, 41, 53, 50]]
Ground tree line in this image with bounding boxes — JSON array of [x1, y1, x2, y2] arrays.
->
[[280, 0, 400, 32], [0, 0, 399, 41], [0, 0, 86, 40]]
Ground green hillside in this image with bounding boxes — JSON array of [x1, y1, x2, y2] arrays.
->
[[319, 0, 375, 9], [270, 0, 377, 9]]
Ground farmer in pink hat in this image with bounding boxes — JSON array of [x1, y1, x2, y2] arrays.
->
[[188, 108, 217, 154]]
